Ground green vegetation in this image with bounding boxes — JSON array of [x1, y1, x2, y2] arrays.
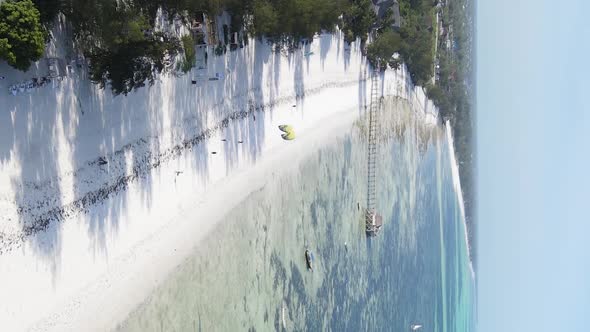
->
[[88, 33, 180, 95], [32, 0, 60, 24], [250, 0, 278, 37], [366, 29, 402, 71], [431, 0, 475, 261], [133, 0, 247, 20], [180, 35, 196, 73], [0, 0, 46, 71], [366, 0, 435, 86], [57, 1, 181, 95], [341, 0, 376, 44], [248, 0, 358, 46], [18, 0, 380, 93], [135, 0, 350, 44], [398, 0, 435, 86]]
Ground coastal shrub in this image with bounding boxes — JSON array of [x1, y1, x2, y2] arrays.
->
[[214, 43, 227, 56], [425, 83, 451, 114], [366, 29, 402, 70], [89, 34, 181, 95], [341, 0, 376, 44], [32, 0, 61, 24], [180, 35, 196, 73], [396, 0, 436, 85], [57, 1, 184, 95], [250, 0, 278, 37], [248, 0, 349, 45], [0, 0, 46, 71]]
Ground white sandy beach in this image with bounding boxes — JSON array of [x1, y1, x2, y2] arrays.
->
[[445, 121, 475, 280], [0, 29, 442, 331]]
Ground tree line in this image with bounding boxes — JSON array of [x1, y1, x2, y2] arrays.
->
[[1, 0, 382, 94], [1, 0, 443, 96], [366, 0, 436, 86], [426, 0, 476, 263]]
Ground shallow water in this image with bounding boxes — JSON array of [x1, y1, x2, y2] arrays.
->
[[118, 98, 475, 331]]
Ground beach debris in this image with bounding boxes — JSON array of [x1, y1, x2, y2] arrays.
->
[[304, 51, 314, 57], [238, 140, 243, 144], [8, 76, 52, 96], [211, 151, 217, 154], [292, 104, 296, 107], [98, 157, 108, 165], [221, 139, 227, 142], [193, 72, 207, 84], [207, 72, 225, 81]]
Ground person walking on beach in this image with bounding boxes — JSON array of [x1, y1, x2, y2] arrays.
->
[[174, 171, 183, 185]]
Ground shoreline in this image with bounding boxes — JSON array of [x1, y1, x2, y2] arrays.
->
[[0, 76, 369, 254], [445, 120, 476, 280], [0, 31, 440, 331], [31, 105, 361, 332]]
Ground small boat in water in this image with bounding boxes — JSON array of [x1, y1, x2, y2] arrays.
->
[[411, 324, 423, 330], [305, 249, 313, 271]]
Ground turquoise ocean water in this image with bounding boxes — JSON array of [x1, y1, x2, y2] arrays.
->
[[118, 97, 476, 331]]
